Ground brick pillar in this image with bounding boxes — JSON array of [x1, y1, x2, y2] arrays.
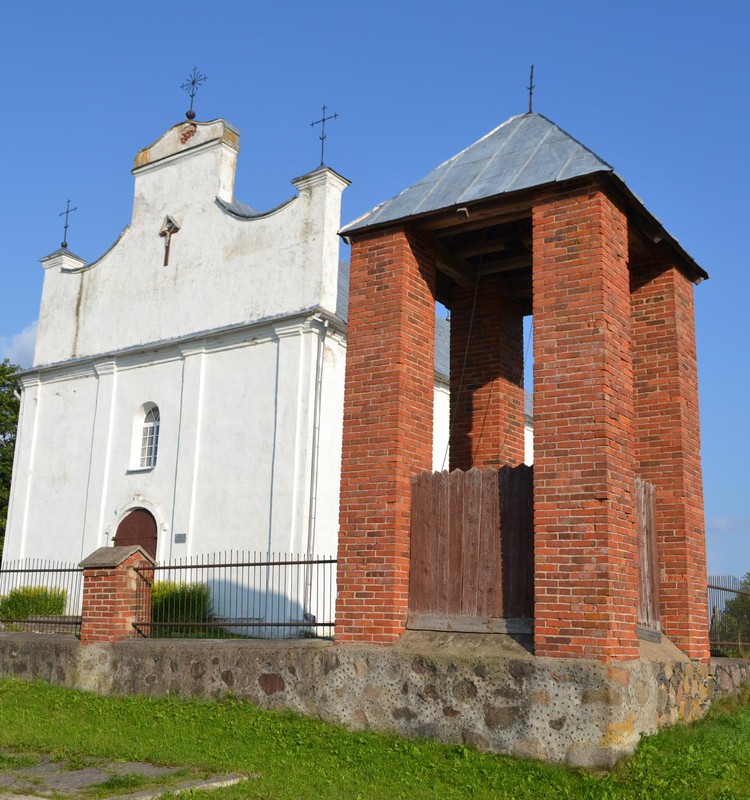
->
[[79, 546, 153, 644], [630, 256, 709, 661], [449, 275, 525, 471], [336, 227, 436, 644], [532, 186, 639, 661]]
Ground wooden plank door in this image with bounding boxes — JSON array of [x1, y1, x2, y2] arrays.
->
[[113, 509, 158, 560]]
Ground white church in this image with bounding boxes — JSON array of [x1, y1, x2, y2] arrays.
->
[[3, 117, 480, 565]]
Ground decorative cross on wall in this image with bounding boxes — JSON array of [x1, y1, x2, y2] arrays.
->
[[159, 216, 181, 266]]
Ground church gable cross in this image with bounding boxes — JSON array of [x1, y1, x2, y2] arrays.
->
[[310, 105, 339, 166], [181, 66, 207, 121], [59, 199, 77, 249], [159, 216, 180, 266]]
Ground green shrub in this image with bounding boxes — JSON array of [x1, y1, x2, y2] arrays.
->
[[150, 581, 210, 635], [0, 586, 66, 619]]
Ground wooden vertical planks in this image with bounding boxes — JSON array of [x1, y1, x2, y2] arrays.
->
[[500, 464, 534, 619], [477, 468, 502, 618], [409, 473, 431, 614], [461, 469, 482, 617], [409, 466, 532, 628], [636, 477, 661, 631], [446, 469, 465, 613]]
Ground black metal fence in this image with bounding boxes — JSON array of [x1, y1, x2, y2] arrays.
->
[[709, 575, 750, 658], [133, 551, 336, 640], [0, 558, 83, 635]]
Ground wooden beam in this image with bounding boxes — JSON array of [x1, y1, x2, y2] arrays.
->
[[421, 202, 532, 235], [407, 613, 534, 635], [434, 243, 476, 290], [454, 239, 511, 258], [479, 254, 532, 276], [453, 236, 532, 259], [436, 258, 473, 290]]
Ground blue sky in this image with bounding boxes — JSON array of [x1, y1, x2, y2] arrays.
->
[[1, 1, 747, 575]]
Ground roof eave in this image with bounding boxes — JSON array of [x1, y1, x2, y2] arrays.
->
[[340, 173, 709, 285], [601, 173, 709, 284]]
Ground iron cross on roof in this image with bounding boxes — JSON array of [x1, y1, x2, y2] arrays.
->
[[310, 105, 339, 166], [181, 66, 207, 121], [528, 65, 535, 113], [59, 199, 77, 249]]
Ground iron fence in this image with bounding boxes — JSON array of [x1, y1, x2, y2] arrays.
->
[[709, 575, 750, 658], [0, 558, 83, 635], [133, 551, 336, 640]]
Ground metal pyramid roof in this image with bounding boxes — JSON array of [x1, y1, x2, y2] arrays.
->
[[341, 112, 614, 235]]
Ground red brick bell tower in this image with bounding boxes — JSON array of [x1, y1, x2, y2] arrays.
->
[[336, 112, 710, 662]]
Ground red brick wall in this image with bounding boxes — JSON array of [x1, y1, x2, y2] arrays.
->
[[532, 186, 639, 661], [336, 228, 436, 644], [630, 256, 709, 661], [449, 275, 525, 471], [80, 554, 150, 644]]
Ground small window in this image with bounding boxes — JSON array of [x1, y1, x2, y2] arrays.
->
[[140, 407, 160, 468]]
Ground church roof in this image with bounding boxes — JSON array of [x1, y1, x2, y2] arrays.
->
[[341, 113, 612, 234]]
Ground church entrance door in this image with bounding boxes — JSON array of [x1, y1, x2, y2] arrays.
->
[[113, 509, 157, 559]]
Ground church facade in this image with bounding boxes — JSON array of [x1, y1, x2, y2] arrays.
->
[[5, 119, 354, 564]]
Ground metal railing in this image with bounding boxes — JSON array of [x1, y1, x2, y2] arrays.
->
[[0, 558, 83, 635], [709, 575, 750, 658], [133, 551, 336, 640]]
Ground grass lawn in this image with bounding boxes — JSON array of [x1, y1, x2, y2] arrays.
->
[[0, 678, 749, 799]]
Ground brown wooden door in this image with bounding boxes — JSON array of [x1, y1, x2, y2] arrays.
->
[[113, 509, 157, 559]]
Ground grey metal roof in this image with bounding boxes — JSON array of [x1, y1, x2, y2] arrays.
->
[[524, 390, 533, 421], [216, 195, 296, 219], [336, 259, 350, 321], [434, 314, 449, 380], [341, 113, 613, 235]]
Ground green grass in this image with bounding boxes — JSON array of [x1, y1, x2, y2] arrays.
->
[[0, 751, 39, 770], [0, 679, 749, 799]]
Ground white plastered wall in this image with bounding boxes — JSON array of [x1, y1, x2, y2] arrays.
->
[[5, 316, 347, 565]]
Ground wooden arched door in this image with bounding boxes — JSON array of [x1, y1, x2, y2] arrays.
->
[[113, 509, 157, 559]]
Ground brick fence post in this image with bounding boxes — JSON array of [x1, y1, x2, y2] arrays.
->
[[79, 546, 154, 644]]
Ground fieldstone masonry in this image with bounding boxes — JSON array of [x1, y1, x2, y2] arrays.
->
[[1, 633, 748, 767]]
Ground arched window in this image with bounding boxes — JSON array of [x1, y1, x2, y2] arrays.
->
[[139, 406, 160, 468]]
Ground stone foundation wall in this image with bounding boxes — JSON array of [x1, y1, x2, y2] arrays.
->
[[1, 631, 748, 768]]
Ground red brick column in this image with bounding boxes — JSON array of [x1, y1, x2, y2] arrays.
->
[[79, 546, 153, 644], [630, 256, 709, 661], [532, 186, 639, 661], [449, 275, 525, 471], [336, 227, 436, 644]]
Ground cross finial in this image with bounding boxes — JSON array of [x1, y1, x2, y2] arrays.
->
[[527, 65, 535, 114], [310, 105, 339, 166], [59, 199, 77, 249], [181, 66, 207, 121]]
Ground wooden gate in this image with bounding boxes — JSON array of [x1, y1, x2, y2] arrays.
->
[[635, 477, 661, 639], [408, 465, 533, 633]]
